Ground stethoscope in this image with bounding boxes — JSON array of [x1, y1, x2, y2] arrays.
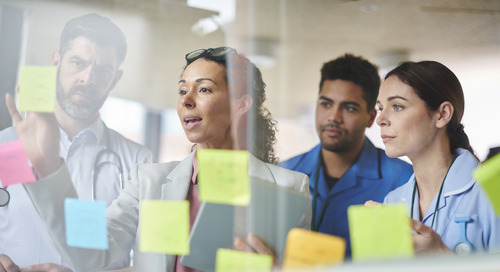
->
[[0, 128, 124, 206], [91, 128, 124, 201], [0, 186, 9, 207], [410, 156, 473, 256]]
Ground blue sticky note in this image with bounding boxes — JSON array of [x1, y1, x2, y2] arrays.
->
[[64, 198, 108, 250]]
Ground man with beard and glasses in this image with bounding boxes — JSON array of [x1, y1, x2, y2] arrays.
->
[[279, 54, 413, 259], [0, 14, 152, 272]]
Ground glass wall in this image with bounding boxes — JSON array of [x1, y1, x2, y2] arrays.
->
[[1, 0, 500, 270]]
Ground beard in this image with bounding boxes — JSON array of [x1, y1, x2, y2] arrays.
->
[[56, 84, 105, 121], [319, 123, 360, 153]]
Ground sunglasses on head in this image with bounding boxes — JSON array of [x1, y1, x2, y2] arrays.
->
[[185, 47, 237, 65]]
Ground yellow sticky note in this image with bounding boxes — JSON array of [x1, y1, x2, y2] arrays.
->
[[139, 200, 189, 255], [474, 153, 500, 216], [19, 66, 57, 112], [283, 228, 345, 270], [348, 204, 414, 262], [215, 248, 272, 272], [197, 149, 250, 206]]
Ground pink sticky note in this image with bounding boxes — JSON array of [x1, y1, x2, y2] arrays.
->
[[0, 140, 36, 186]]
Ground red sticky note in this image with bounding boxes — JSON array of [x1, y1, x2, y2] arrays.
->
[[0, 140, 36, 186]]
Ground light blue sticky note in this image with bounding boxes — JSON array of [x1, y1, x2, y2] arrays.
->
[[64, 198, 108, 250]]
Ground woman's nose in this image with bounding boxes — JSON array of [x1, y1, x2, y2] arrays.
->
[[180, 91, 195, 108], [376, 110, 389, 127]]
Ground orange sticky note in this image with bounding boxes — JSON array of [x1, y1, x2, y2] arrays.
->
[[197, 149, 250, 206], [18, 66, 57, 112], [283, 228, 345, 270], [139, 200, 189, 255], [215, 248, 272, 272], [348, 204, 414, 262], [474, 153, 500, 215]]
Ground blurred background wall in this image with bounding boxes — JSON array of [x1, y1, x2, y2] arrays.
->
[[1, 0, 499, 162]]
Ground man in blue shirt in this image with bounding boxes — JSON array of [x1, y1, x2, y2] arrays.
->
[[279, 54, 413, 258]]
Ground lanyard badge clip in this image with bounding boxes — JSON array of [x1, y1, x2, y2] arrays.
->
[[454, 216, 472, 256]]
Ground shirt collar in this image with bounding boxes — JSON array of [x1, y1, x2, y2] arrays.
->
[[293, 137, 380, 180], [59, 117, 105, 145], [355, 138, 382, 179], [442, 148, 479, 197]]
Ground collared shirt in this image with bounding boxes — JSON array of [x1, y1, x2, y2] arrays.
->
[[279, 137, 413, 258], [0, 118, 153, 269], [384, 148, 500, 252]]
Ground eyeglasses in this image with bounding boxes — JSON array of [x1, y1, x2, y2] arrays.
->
[[185, 47, 237, 65]]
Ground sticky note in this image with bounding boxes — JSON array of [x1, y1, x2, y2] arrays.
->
[[283, 228, 345, 270], [64, 198, 108, 250], [18, 66, 57, 112], [197, 149, 250, 206], [348, 204, 413, 261], [474, 153, 500, 215], [139, 200, 189, 255], [215, 248, 273, 272], [0, 140, 36, 186]]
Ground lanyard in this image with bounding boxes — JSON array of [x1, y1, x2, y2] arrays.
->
[[410, 156, 456, 229], [311, 155, 329, 231]]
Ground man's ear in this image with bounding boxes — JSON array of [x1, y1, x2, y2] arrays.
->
[[51, 51, 60, 66], [366, 108, 377, 128], [436, 101, 454, 128], [108, 69, 123, 92]]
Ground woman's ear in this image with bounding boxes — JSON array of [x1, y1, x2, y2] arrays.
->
[[235, 94, 253, 116], [230, 95, 253, 150], [436, 101, 454, 128]]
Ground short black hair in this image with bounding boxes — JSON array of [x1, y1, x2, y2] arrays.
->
[[319, 54, 380, 111], [59, 13, 127, 66]]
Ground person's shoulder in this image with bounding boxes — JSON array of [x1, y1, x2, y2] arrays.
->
[[132, 159, 184, 182], [105, 126, 153, 156], [106, 127, 145, 148], [279, 144, 320, 171], [384, 180, 412, 203], [0, 126, 18, 144], [265, 162, 309, 193]]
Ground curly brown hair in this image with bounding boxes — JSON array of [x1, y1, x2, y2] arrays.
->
[[183, 48, 278, 164]]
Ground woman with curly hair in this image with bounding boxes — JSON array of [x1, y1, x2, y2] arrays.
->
[[6, 47, 310, 272]]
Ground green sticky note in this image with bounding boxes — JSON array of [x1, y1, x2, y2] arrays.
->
[[139, 200, 189, 255], [18, 66, 57, 112], [348, 204, 414, 262], [197, 149, 250, 206], [474, 153, 500, 216], [215, 248, 273, 272]]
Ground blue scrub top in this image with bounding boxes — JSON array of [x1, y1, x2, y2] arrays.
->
[[385, 148, 500, 253], [280, 138, 413, 258]]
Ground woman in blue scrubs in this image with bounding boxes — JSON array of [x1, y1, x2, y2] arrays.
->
[[375, 61, 499, 255]]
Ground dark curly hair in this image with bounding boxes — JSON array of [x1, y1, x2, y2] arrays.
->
[[183, 48, 278, 164], [320, 54, 380, 111]]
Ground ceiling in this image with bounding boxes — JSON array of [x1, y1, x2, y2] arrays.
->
[[1, 0, 499, 118]]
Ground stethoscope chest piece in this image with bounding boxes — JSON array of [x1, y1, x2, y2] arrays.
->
[[454, 216, 473, 256], [0, 187, 10, 207]]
